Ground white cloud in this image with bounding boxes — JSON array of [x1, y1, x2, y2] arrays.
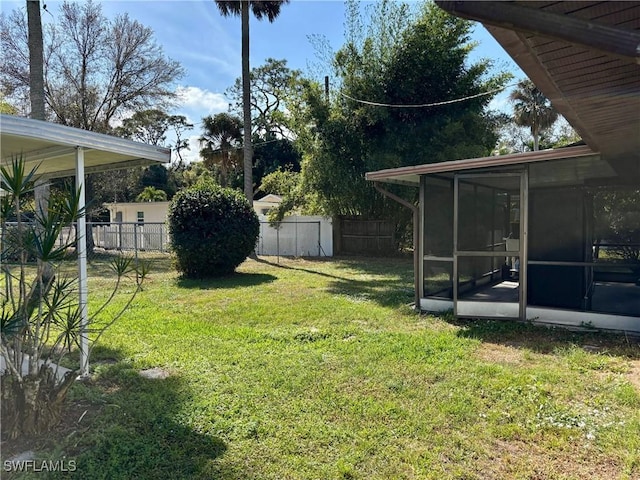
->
[[178, 134, 203, 165], [175, 86, 229, 120]]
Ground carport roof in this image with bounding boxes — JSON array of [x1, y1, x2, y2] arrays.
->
[[1, 114, 170, 178]]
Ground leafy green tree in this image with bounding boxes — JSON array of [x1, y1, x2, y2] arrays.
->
[[115, 109, 193, 198], [509, 79, 559, 151], [200, 113, 243, 187], [294, 0, 510, 223], [253, 136, 301, 189], [259, 167, 303, 222], [226, 58, 303, 191], [214, 0, 289, 204], [227, 58, 302, 139]]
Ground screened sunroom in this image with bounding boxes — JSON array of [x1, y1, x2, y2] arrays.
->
[[366, 0, 640, 333], [368, 145, 640, 333]]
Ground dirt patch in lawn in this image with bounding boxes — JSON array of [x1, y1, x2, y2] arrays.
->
[[627, 359, 640, 391], [477, 438, 624, 480], [475, 342, 528, 366], [0, 395, 103, 462]]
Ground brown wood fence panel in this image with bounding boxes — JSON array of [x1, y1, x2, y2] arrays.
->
[[333, 216, 396, 255]]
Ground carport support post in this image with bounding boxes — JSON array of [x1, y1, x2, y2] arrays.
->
[[75, 147, 89, 377], [373, 183, 420, 309]]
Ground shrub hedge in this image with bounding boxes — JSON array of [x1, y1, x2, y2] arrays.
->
[[168, 183, 259, 277]]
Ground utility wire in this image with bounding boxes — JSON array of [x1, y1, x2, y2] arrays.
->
[[338, 82, 517, 108]]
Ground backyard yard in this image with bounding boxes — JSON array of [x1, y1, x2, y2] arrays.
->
[[2, 254, 639, 479]]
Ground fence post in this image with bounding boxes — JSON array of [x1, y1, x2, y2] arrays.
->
[[133, 222, 139, 263]]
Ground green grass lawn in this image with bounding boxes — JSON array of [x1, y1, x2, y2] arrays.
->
[[3, 254, 640, 479]]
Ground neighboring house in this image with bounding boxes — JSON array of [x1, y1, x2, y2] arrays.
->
[[253, 194, 283, 215], [104, 201, 171, 224], [367, 1, 640, 333]]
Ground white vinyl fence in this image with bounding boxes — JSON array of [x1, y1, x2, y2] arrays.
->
[[6, 216, 334, 257], [91, 222, 169, 252], [257, 215, 333, 257]]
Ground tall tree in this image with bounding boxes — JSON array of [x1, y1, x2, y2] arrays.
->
[[200, 113, 243, 187], [214, 0, 289, 203], [25, 0, 44, 120], [227, 58, 303, 190], [1, 0, 184, 132], [226, 57, 301, 139], [509, 79, 559, 151], [115, 109, 193, 164], [115, 109, 193, 198]]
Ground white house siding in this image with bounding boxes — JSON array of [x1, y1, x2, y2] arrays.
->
[[104, 202, 171, 224]]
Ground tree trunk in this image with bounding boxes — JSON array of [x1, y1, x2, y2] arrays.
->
[[1, 366, 77, 440], [241, 0, 254, 204], [27, 1, 56, 296], [26, 0, 45, 120]]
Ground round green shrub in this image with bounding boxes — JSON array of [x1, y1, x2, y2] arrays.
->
[[168, 183, 259, 277]]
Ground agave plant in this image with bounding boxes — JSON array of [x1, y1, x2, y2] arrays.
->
[[0, 156, 150, 439]]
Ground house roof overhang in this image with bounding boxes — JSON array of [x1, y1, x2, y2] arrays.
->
[[1, 114, 171, 179], [435, 1, 640, 180], [369, 2, 640, 187]]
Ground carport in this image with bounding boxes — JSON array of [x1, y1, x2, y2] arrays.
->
[[1, 114, 170, 374]]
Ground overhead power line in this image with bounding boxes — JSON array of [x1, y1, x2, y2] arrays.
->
[[338, 83, 517, 109]]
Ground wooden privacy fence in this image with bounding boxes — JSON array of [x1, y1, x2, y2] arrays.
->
[[333, 216, 397, 255]]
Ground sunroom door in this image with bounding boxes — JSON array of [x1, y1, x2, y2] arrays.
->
[[454, 172, 526, 320]]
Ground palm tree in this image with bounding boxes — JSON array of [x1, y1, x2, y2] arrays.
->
[[136, 186, 168, 202], [509, 79, 559, 151], [200, 113, 243, 187], [214, 0, 289, 203]]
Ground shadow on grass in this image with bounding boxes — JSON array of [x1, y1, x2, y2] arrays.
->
[[2, 347, 243, 480], [257, 255, 415, 308], [255, 256, 346, 281], [447, 315, 640, 359], [176, 272, 277, 290]]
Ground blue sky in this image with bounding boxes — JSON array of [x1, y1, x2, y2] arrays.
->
[[2, 0, 525, 162]]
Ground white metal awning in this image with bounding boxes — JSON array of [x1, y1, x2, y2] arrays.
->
[[1, 114, 170, 177], [1, 114, 171, 377]]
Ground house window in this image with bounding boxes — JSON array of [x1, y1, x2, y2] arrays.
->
[[137, 211, 144, 224], [115, 211, 123, 223]]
